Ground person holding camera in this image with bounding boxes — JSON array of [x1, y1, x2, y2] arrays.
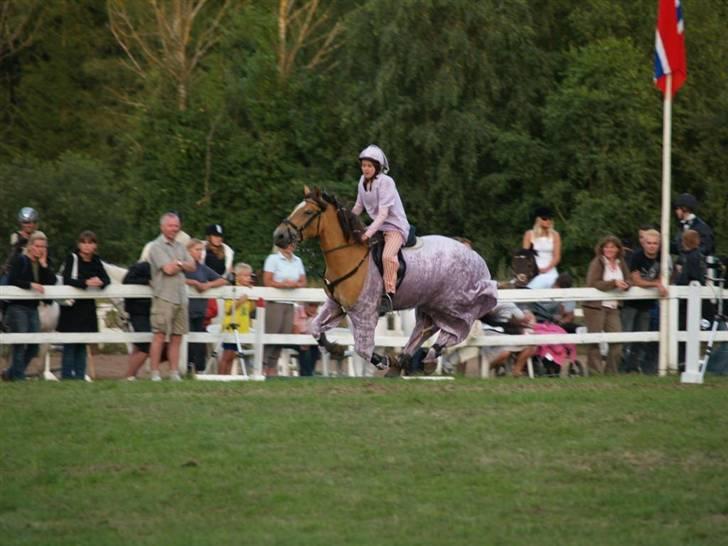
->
[[522, 206, 562, 289]]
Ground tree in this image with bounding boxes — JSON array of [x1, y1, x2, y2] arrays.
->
[[276, 0, 344, 80], [542, 37, 661, 265], [108, 0, 236, 111], [0, 1, 130, 161], [0, 0, 43, 62], [332, 0, 550, 266], [0, 153, 132, 264]]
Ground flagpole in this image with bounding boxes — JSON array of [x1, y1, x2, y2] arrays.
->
[[658, 74, 672, 376]]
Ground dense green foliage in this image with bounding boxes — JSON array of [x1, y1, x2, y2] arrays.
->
[[2, 378, 728, 545], [1, 0, 726, 277]]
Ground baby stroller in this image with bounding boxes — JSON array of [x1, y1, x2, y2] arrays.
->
[[531, 321, 583, 377]]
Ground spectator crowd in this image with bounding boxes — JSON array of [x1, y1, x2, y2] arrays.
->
[[0, 208, 316, 381], [0, 191, 721, 380]]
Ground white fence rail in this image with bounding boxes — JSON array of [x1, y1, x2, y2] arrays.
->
[[1, 284, 725, 380]]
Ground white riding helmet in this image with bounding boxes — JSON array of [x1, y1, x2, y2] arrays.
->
[[359, 145, 389, 174], [17, 207, 39, 223]]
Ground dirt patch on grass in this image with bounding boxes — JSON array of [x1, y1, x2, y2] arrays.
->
[[4, 349, 132, 380]]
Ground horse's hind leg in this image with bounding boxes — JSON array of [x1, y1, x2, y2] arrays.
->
[[402, 309, 436, 354], [420, 331, 462, 375], [386, 310, 436, 376]]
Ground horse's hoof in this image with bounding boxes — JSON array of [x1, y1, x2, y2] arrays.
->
[[397, 353, 414, 375], [423, 360, 438, 376]]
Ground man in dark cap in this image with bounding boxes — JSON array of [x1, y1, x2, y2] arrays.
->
[[672, 193, 714, 256]]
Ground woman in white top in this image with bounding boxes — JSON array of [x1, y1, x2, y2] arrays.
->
[[262, 242, 307, 377], [522, 207, 561, 289]]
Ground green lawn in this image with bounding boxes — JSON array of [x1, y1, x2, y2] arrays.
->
[[2, 377, 728, 545]]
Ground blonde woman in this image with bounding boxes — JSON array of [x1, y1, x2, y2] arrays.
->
[[522, 206, 561, 289], [1, 231, 56, 381]]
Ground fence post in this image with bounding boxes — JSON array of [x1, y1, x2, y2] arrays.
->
[[680, 281, 703, 384], [321, 350, 330, 377], [668, 291, 679, 371], [254, 298, 266, 378]]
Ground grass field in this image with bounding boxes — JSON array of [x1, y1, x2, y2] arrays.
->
[[2, 377, 728, 545]]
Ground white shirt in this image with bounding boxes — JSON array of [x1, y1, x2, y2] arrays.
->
[[532, 234, 554, 270], [264, 252, 305, 283], [601, 258, 624, 309]]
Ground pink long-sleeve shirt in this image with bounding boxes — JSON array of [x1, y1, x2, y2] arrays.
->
[[351, 173, 410, 240]]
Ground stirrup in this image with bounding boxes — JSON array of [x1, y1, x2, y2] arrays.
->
[[378, 293, 394, 316]]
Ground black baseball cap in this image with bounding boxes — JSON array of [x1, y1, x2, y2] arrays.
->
[[206, 224, 224, 236], [533, 206, 554, 219]]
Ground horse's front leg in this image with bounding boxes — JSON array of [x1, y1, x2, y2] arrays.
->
[[345, 310, 391, 372], [311, 298, 346, 336]]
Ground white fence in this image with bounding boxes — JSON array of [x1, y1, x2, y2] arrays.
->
[[1, 284, 725, 380]]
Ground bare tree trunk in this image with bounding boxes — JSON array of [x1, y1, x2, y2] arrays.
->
[[278, 0, 289, 78], [276, 0, 344, 81], [0, 0, 44, 62], [108, 0, 234, 112], [178, 80, 188, 112], [197, 113, 223, 206]]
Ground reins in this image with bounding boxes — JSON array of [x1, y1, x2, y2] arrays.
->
[[282, 197, 372, 304], [322, 244, 371, 299]]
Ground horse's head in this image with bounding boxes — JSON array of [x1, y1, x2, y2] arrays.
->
[[273, 186, 329, 248]]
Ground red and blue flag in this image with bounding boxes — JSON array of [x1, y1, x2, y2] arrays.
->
[[654, 0, 687, 95]]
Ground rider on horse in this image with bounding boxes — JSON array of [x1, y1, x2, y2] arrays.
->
[[352, 145, 410, 315]]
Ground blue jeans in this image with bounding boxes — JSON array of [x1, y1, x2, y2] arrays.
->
[[296, 345, 320, 377], [62, 343, 87, 380], [621, 305, 657, 374], [5, 304, 40, 380], [188, 316, 207, 372]]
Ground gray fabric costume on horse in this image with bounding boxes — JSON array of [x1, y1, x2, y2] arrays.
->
[[311, 235, 498, 363]]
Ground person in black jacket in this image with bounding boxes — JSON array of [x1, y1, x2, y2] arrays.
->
[[675, 230, 708, 366], [1, 231, 57, 381], [57, 231, 111, 380], [672, 193, 714, 256]]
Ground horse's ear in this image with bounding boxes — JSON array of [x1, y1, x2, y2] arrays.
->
[[304, 185, 311, 196]]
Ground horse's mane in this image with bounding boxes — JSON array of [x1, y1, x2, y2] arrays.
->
[[305, 189, 365, 244]]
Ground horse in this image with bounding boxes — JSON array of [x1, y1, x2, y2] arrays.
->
[[273, 187, 499, 376]]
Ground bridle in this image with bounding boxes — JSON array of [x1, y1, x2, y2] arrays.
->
[[280, 197, 372, 302], [280, 199, 324, 244]]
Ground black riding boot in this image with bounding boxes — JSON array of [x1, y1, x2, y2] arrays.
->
[[378, 292, 394, 316]]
